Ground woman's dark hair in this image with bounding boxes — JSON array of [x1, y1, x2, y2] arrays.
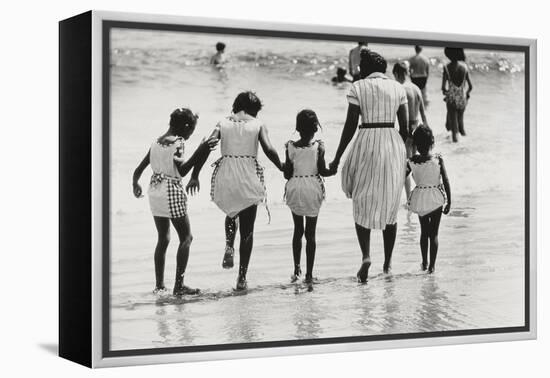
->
[[169, 108, 198, 135], [392, 61, 408, 78], [444, 47, 466, 62], [296, 109, 320, 135], [359, 49, 387, 78], [216, 42, 226, 52], [412, 124, 435, 154], [232, 91, 263, 117]]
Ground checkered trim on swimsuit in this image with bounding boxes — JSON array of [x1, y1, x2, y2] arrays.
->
[[167, 180, 187, 218]]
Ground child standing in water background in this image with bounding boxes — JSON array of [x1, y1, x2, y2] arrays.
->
[[207, 91, 285, 290], [210, 41, 227, 66], [132, 108, 218, 296], [406, 125, 451, 273], [392, 61, 428, 201], [284, 110, 334, 286]]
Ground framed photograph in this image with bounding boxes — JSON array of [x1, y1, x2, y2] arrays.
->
[[59, 10, 537, 368]]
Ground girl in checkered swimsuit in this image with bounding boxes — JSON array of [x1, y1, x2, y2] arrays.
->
[[204, 92, 285, 291], [132, 108, 218, 296], [283, 110, 334, 286]]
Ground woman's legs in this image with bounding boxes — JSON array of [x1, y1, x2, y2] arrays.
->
[[170, 215, 197, 294], [446, 103, 459, 142], [457, 108, 466, 136], [355, 223, 371, 282], [418, 215, 430, 270], [304, 216, 318, 281], [291, 212, 304, 278], [236, 205, 258, 289], [153, 217, 171, 290], [222, 216, 238, 269], [382, 223, 397, 273]]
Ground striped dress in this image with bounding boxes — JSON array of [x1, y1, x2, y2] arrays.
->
[[341, 72, 408, 230]]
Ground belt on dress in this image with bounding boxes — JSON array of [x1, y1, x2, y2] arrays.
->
[[416, 185, 443, 189], [291, 174, 320, 178], [221, 154, 257, 158], [150, 172, 181, 188], [359, 122, 395, 129]]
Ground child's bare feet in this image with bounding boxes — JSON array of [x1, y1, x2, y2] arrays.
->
[[173, 285, 200, 296], [235, 275, 248, 291], [222, 246, 234, 269], [153, 286, 167, 295], [290, 265, 302, 283], [357, 258, 371, 283]]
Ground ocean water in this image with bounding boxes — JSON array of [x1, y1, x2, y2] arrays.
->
[[109, 29, 526, 350]]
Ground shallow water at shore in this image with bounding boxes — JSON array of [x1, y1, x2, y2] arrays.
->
[[109, 30, 525, 350]]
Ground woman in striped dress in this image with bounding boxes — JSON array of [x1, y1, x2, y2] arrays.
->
[[329, 50, 409, 282]]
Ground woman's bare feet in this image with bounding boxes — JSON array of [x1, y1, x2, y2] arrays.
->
[[357, 258, 371, 283]]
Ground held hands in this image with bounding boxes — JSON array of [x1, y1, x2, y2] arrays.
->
[[328, 159, 339, 176], [199, 136, 219, 154], [282, 161, 293, 179], [132, 182, 143, 198]]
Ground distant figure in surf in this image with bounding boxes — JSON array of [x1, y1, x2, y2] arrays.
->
[[392, 61, 428, 201], [406, 125, 451, 273], [283, 109, 335, 286], [409, 45, 431, 106], [132, 108, 218, 296], [442, 47, 473, 142], [331, 67, 352, 84], [210, 42, 227, 66], [348, 41, 368, 81]]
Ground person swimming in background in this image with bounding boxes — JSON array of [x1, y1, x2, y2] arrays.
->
[[348, 41, 368, 81], [392, 61, 428, 201], [132, 108, 218, 296], [210, 42, 227, 66], [442, 47, 473, 142], [331, 67, 352, 84], [206, 91, 285, 291], [406, 125, 451, 274], [409, 45, 430, 106], [283, 110, 335, 287]]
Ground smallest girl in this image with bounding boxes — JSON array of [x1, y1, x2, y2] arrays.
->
[[284, 109, 334, 285], [406, 125, 451, 273]]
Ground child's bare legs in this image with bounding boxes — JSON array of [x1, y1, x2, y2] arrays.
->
[[291, 213, 304, 280], [153, 217, 171, 291], [427, 208, 442, 273], [355, 224, 371, 282], [382, 223, 397, 273], [457, 108, 466, 136], [418, 207, 443, 273], [171, 215, 198, 295], [236, 205, 257, 290], [418, 215, 430, 270], [304, 216, 318, 281], [446, 103, 459, 142], [222, 216, 238, 269]]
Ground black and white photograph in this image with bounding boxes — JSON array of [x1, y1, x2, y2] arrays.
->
[[106, 22, 529, 354]]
